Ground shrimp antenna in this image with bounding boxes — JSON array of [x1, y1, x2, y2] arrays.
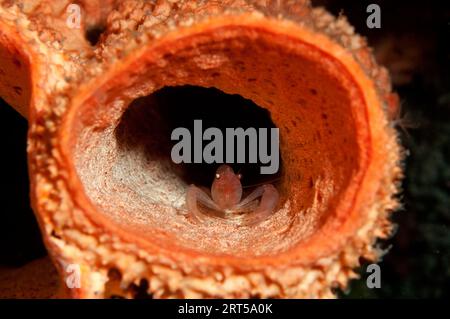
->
[[242, 176, 281, 189], [392, 100, 420, 138]]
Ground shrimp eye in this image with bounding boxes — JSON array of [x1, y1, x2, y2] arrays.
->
[[215, 173, 221, 179]]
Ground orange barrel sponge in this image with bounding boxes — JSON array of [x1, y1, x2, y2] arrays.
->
[[0, 0, 402, 298]]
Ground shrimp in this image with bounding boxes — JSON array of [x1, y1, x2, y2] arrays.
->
[[186, 165, 279, 226]]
